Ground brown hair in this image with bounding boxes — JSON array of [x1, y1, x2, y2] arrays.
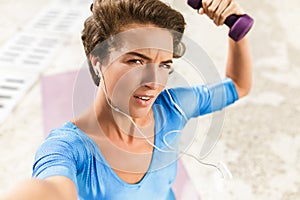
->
[[81, 0, 186, 86]]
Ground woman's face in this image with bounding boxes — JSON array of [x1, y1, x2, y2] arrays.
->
[[99, 26, 174, 119]]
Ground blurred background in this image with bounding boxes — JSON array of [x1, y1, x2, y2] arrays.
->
[[0, 0, 299, 199]]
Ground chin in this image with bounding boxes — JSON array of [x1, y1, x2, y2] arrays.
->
[[129, 106, 152, 119]]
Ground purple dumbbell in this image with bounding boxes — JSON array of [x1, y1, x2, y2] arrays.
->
[[187, 0, 254, 41]]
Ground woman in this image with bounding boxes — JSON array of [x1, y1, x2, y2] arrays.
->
[[4, 0, 252, 199]]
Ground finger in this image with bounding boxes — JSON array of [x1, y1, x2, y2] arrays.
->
[[219, 1, 244, 25], [214, 0, 231, 25], [209, 0, 222, 16], [198, 8, 205, 15], [207, 0, 222, 21], [201, 0, 215, 19], [212, 17, 220, 27], [202, 0, 213, 9]]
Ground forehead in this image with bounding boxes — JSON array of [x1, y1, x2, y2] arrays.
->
[[121, 27, 173, 49], [109, 27, 174, 59], [127, 48, 173, 57]]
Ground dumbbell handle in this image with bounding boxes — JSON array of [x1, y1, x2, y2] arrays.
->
[[187, 0, 254, 41]]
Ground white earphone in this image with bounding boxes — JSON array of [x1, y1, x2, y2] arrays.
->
[[95, 62, 102, 78]]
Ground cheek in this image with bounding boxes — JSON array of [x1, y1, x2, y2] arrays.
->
[[159, 73, 169, 86], [104, 64, 169, 111], [104, 65, 132, 95], [106, 66, 143, 111], [156, 85, 166, 98]]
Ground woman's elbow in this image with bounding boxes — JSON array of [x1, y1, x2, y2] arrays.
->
[[236, 84, 252, 99], [233, 81, 252, 99]]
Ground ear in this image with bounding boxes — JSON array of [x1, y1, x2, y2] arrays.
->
[[89, 54, 101, 75]]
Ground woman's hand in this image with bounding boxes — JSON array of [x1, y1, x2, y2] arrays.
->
[[3, 177, 77, 200], [199, 0, 245, 26]]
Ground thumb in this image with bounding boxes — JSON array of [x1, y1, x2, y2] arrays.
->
[[198, 8, 205, 15]]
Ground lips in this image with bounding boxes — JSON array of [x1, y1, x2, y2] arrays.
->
[[134, 95, 151, 101], [133, 94, 154, 106]]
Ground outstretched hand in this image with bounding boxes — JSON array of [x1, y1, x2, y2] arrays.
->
[[198, 0, 245, 26]]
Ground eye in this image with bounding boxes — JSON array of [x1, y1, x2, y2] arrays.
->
[[159, 63, 173, 71], [127, 59, 143, 66]]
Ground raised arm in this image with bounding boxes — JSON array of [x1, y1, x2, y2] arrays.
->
[[226, 37, 252, 98], [3, 176, 77, 200], [199, 0, 253, 98]]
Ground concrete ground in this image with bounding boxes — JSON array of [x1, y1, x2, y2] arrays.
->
[[0, 0, 299, 199]]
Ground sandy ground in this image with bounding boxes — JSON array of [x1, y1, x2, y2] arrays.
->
[[0, 0, 300, 199]]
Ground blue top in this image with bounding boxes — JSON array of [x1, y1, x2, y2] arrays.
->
[[32, 78, 238, 200]]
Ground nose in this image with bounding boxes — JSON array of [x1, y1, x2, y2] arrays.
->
[[143, 63, 158, 89], [142, 63, 162, 89]]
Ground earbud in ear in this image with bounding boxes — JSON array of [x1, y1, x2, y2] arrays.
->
[[95, 62, 102, 78]]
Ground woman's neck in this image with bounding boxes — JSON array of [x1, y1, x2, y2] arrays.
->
[[93, 86, 154, 142]]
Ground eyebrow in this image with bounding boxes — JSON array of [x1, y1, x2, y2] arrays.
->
[[125, 52, 173, 64]]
